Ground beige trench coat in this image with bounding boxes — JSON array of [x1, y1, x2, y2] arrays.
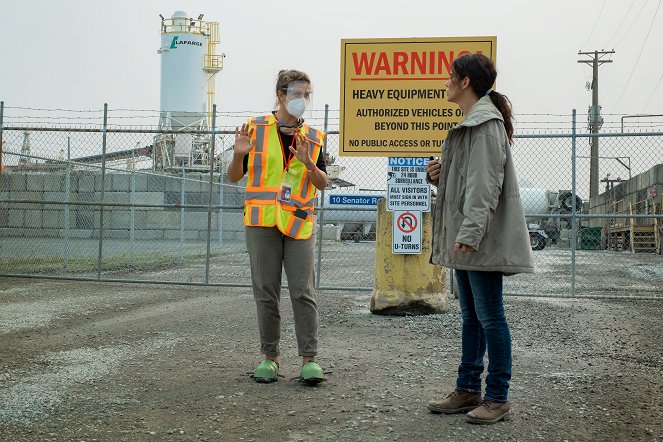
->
[[429, 96, 534, 274]]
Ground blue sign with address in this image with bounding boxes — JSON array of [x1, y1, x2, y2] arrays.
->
[[329, 195, 384, 206]]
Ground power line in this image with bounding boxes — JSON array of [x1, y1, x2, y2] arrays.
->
[[613, 0, 650, 48], [613, 0, 662, 110], [642, 70, 663, 111], [604, 0, 637, 48], [581, 0, 607, 50]]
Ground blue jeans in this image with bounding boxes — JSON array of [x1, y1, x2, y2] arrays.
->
[[455, 269, 511, 403]]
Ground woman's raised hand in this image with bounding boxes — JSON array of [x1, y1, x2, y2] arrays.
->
[[289, 132, 314, 169], [234, 124, 254, 157]]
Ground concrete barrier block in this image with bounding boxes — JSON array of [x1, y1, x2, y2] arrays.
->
[[163, 229, 199, 240], [0, 227, 20, 237], [183, 177, 204, 192], [131, 173, 148, 189], [77, 175, 95, 192], [0, 174, 10, 192], [64, 174, 78, 193], [198, 230, 219, 241], [44, 174, 65, 192], [654, 164, 663, 185], [164, 176, 182, 192], [33, 228, 60, 238], [43, 192, 67, 202], [104, 193, 131, 205], [135, 229, 164, 240], [321, 224, 341, 241], [371, 199, 448, 315], [8, 191, 42, 205], [111, 174, 131, 192], [68, 229, 95, 239], [42, 209, 67, 229], [104, 229, 130, 240], [108, 210, 131, 230], [133, 192, 164, 208], [7, 174, 27, 192], [8, 209, 24, 227], [147, 175, 168, 192], [24, 210, 43, 228], [182, 213, 214, 230], [5, 227, 26, 237], [75, 209, 96, 229], [161, 211, 182, 228], [26, 174, 45, 192]]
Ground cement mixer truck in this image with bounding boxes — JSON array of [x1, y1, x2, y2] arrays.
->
[[520, 184, 583, 250]]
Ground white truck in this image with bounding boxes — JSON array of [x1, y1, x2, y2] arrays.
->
[[520, 183, 582, 250]]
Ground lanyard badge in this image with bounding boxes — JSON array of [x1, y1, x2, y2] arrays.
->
[[279, 170, 298, 203]]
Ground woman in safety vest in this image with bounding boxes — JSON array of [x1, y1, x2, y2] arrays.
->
[[227, 69, 328, 384]]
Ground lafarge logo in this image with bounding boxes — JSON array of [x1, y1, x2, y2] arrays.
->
[[170, 36, 203, 48]]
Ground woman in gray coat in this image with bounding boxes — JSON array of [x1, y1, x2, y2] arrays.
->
[[426, 54, 533, 424]]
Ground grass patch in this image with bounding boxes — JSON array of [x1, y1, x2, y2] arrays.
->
[[0, 252, 218, 275]]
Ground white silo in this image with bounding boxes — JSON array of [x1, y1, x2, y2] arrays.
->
[[154, 10, 224, 171]]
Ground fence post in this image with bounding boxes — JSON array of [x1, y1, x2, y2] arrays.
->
[[218, 136, 224, 252], [571, 109, 577, 297], [180, 163, 185, 263], [315, 104, 329, 290], [130, 149, 136, 265], [204, 104, 217, 284], [64, 137, 71, 271], [97, 103, 108, 280]]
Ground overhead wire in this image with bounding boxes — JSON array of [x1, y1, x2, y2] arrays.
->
[[642, 70, 663, 111], [604, 0, 637, 49], [613, 0, 662, 110], [580, 0, 607, 50], [613, 0, 650, 48]]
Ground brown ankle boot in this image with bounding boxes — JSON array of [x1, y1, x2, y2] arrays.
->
[[466, 400, 511, 424], [427, 389, 482, 414]]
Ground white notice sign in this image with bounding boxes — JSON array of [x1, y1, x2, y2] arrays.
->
[[386, 157, 431, 212], [392, 210, 422, 254]]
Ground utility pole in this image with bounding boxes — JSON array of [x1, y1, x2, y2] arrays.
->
[[578, 50, 614, 199]]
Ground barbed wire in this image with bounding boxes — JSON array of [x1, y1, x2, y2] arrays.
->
[[3, 106, 663, 133]]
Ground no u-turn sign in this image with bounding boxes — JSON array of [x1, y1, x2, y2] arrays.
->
[[392, 211, 422, 254]]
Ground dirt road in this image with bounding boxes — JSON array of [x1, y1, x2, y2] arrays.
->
[[1, 277, 662, 441]]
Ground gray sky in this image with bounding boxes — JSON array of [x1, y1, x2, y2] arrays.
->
[[1, 0, 662, 197], [1, 0, 662, 130]]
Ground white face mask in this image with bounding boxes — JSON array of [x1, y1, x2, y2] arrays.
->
[[286, 98, 307, 119]]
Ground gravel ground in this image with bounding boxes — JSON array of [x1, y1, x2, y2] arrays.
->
[[1, 276, 662, 442]]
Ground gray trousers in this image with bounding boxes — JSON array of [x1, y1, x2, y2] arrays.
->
[[245, 225, 319, 357]]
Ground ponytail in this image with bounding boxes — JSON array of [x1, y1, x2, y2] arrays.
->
[[488, 92, 514, 145]]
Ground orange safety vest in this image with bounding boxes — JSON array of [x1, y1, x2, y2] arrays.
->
[[243, 114, 325, 239]]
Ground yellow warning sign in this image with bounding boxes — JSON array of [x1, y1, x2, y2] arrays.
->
[[339, 37, 496, 157]]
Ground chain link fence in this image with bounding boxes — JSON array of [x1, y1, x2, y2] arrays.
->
[[0, 105, 661, 298]]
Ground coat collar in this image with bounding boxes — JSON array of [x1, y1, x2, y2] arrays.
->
[[450, 96, 503, 133]]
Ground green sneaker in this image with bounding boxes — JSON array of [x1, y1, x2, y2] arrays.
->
[[300, 361, 325, 384], [253, 360, 278, 383]]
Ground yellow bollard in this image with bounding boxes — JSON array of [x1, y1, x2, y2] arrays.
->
[[370, 198, 448, 315]]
